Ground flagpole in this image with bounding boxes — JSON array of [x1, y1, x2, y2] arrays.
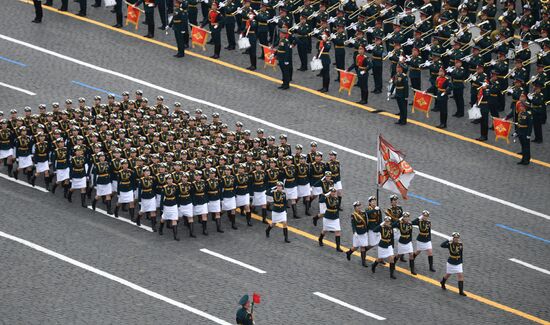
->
[[376, 134, 380, 203]]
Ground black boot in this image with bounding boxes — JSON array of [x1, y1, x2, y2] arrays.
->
[[440, 277, 447, 290], [230, 213, 237, 229], [114, 206, 119, 218], [400, 254, 407, 262], [361, 251, 368, 267], [13, 169, 18, 180], [371, 261, 379, 273], [7, 164, 13, 177], [292, 204, 299, 218], [51, 182, 58, 194], [313, 215, 319, 226], [318, 233, 324, 246], [202, 220, 208, 235], [458, 281, 467, 296], [92, 198, 97, 211], [86, 186, 92, 199], [283, 228, 290, 243], [246, 212, 252, 226], [261, 208, 267, 224], [159, 222, 164, 235], [129, 208, 135, 222], [389, 263, 396, 279], [265, 225, 272, 237], [216, 218, 224, 233], [335, 236, 343, 252], [106, 200, 113, 215], [305, 200, 311, 216], [26, 170, 32, 183], [346, 249, 353, 261], [428, 255, 436, 272], [44, 175, 51, 190], [151, 217, 157, 232], [189, 222, 196, 237], [337, 196, 343, 211], [30, 174, 36, 186], [410, 259, 417, 275], [80, 193, 86, 207], [63, 184, 69, 198], [135, 214, 141, 226], [173, 223, 180, 241]]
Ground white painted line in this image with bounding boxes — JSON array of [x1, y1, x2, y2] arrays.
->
[[0, 172, 49, 192], [1, 34, 548, 221], [0, 81, 36, 95], [0, 230, 231, 325], [509, 258, 550, 276], [313, 292, 386, 321], [412, 225, 448, 239], [0, 172, 151, 231], [200, 248, 267, 274]]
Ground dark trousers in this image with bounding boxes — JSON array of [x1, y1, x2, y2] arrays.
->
[[79, 0, 86, 15], [321, 64, 330, 90], [188, 7, 198, 25], [258, 31, 268, 58], [533, 114, 543, 141], [480, 109, 489, 138], [410, 77, 421, 91], [519, 134, 531, 162], [268, 23, 275, 43], [297, 41, 307, 69], [115, 0, 123, 25], [335, 49, 345, 80], [33, 0, 43, 20], [157, 0, 168, 27], [200, 3, 209, 24], [280, 63, 290, 87], [249, 37, 257, 67], [212, 29, 221, 56], [358, 74, 368, 102], [60, 0, 68, 9], [145, 7, 155, 36], [225, 18, 236, 48], [174, 27, 188, 55], [396, 97, 407, 123], [453, 88, 464, 116], [437, 98, 448, 126], [497, 94, 505, 112], [373, 66, 382, 91], [469, 87, 477, 106], [94, 0, 100, 6], [489, 100, 499, 118]]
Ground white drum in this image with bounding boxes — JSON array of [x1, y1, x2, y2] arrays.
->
[[310, 58, 323, 71]]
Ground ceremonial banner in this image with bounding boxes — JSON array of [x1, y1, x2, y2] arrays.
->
[[190, 24, 209, 50], [493, 117, 513, 143], [337, 69, 356, 96], [377, 135, 415, 199], [253, 293, 261, 304], [412, 89, 435, 117], [261, 45, 277, 69], [126, 5, 142, 30]]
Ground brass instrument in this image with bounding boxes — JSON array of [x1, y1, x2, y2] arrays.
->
[[383, 49, 396, 61], [291, 0, 320, 15], [348, 0, 376, 20], [501, 85, 516, 94], [465, 72, 479, 83], [365, 5, 396, 24], [460, 30, 491, 50], [326, 0, 345, 14], [401, 15, 432, 34]]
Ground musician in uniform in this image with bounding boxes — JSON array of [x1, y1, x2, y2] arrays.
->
[[488, 71, 501, 119], [265, 181, 291, 242], [333, 23, 347, 81], [345, 201, 369, 267], [243, 12, 258, 70], [529, 82, 546, 144], [294, 14, 311, 71], [170, 0, 189, 58], [450, 58, 467, 117], [256, 3, 270, 58], [440, 232, 467, 296], [133, 0, 156, 38], [222, 0, 238, 50], [370, 36, 385, 94], [202, 1, 224, 59], [318, 188, 343, 252], [276, 25, 292, 90], [391, 63, 409, 125], [435, 67, 451, 128], [476, 78, 491, 141], [347, 44, 371, 104], [317, 32, 332, 93], [408, 47, 423, 91], [371, 216, 397, 279], [514, 100, 533, 165]]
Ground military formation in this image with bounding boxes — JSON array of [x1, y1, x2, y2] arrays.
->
[[0, 91, 467, 298]]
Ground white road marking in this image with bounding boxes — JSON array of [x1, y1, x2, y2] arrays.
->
[[313, 292, 386, 320], [509, 258, 550, 276], [0, 173, 151, 231], [200, 248, 267, 274], [1, 34, 548, 221], [0, 230, 232, 325], [0, 81, 36, 95], [0, 172, 49, 192], [412, 225, 448, 239]]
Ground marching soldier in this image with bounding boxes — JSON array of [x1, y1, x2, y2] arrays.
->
[[256, 4, 270, 57], [170, 0, 189, 58], [488, 71, 501, 119], [391, 63, 409, 125], [221, 166, 239, 229], [31, 132, 51, 189], [68, 145, 88, 207], [14, 126, 34, 183], [318, 188, 343, 252], [514, 100, 533, 165], [265, 181, 291, 242], [295, 154, 311, 216], [392, 212, 415, 274], [440, 232, 467, 296], [0, 119, 15, 177], [412, 210, 436, 273], [177, 172, 196, 236], [138, 166, 158, 230], [281, 156, 299, 218], [192, 170, 210, 234], [385, 194, 405, 261], [347, 44, 371, 104], [251, 161, 268, 222], [91, 152, 113, 214], [345, 201, 369, 267], [159, 174, 181, 241], [114, 159, 137, 221], [202, 1, 224, 59], [235, 164, 253, 226], [365, 196, 381, 257], [50, 138, 71, 197], [450, 58, 467, 117], [206, 168, 224, 233], [371, 216, 397, 279]]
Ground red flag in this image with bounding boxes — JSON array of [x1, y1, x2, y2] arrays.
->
[[493, 117, 513, 143], [412, 90, 433, 117], [126, 5, 141, 30], [252, 293, 261, 304], [262, 46, 277, 68], [338, 70, 357, 96], [377, 135, 415, 199], [191, 25, 209, 50]]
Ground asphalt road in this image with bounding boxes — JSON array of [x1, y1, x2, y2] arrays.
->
[[0, 1, 549, 324]]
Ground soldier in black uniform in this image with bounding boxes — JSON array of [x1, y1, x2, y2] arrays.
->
[[435, 67, 451, 129], [440, 232, 467, 296], [515, 100, 533, 165], [276, 25, 292, 90], [450, 58, 467, 117], [530, 82, 546, 144], [333, 23, 346, 82], [347, 45, 371, 104], [222, 0, 238, 50], [391, 63, 409, 125], [170, 0, 189, 58], [242, 12, 258, 70], [134, 0, 156, 38], [201, 1, 224, 59], [370, 36, 385, 94], [317, 32, 332, 93], [293, 14, 311, 71], [32, 0, 43, 23], [345, 201, 369, 267]]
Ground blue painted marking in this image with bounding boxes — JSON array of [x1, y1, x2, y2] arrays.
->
[[0, 55, 27, 67], [71, 80, 121, 98], [496, 224, 550, 244], [408, 193, 442, 206]]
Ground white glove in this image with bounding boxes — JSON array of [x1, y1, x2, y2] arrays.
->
[[436, 25, 443, 32], [463, 56, 471, 62], [446, 66, 453, 73], [313, 28, 320, 35], [511, 72, 515, 77], [507, 88, 513, 94], [328, 17, 336, 23], [277, 0, 284, 6], [423, 60, 432, 67], [262, 0, 268, 3], [310, 11, 318, 18], [424, 44, 431, 51], [273, 16, 280, 23], [218, 2, 226, 7], [284, 61, 289, 65], [365, 44, 374, 50], [512, 132, 518, 137], [535, 21, 541, 28], [528, 93, 533, 100], [366, 26, 374, 33], [236, 7, 243, 13], [481, 5, 487, 10], [351, 23, 357, 30], [375, 206, 380, 211], [526, 135, 531, 139], [481, 81, 488, 87], [203, 0, 208, 3], [405, 38, 414, 46], [489, 59, 496, 66], [360, 70, 366, 75], [380, 9, 387, 16], [330, 33, 337, 39], [457, 30, 464, 37], [503, 11, 508, 17], [349, 38, 357, 44]]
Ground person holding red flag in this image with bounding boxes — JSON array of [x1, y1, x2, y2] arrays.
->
[[347, 45, 372, 105], [201, 1, 224, 59], [435, 67, 451, 129]]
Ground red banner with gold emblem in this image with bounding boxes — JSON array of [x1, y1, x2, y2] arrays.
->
[[190, 24, 210, 51], [126, 5, 142, 30], [412, 89, 435, 118], [261, 45, 277, 69], [377, 135, 415, 199], [337, 69, 357, 96], [492, 117, 513, 143]]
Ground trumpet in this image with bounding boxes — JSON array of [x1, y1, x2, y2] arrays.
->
[[343, 37, 356, 45], [383, 49, 396, 61], [267, 15, 281, 23], [365, 5, 396, 24], [501, 85, 517, 94], [465, 73, 478, 83], [504, 67, 517, 79], [348, 0, 376, 20], [401, 15, 432, 34], [326, 0, 345, 14], [521, 51, 549, 66], [526, 75, 537, 85], [288, 22, 302, 32], [382, 31, 394, 41]]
